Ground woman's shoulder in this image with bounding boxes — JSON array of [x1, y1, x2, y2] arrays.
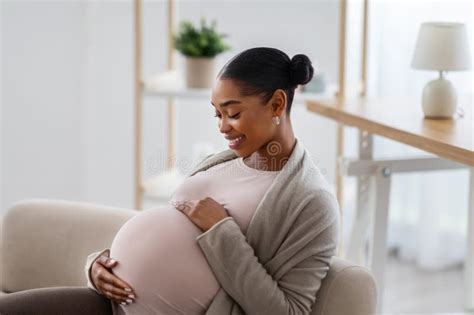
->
[[308, 189, 339, 216], [295, 158, 340, 225]]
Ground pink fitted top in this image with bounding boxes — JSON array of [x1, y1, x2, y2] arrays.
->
[[109, 157, 280, 315]]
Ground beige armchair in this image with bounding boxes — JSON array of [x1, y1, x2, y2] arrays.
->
[[2, 199, 377, 315]]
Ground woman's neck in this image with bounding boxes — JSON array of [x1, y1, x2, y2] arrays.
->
[[244, 128, 296, 172]]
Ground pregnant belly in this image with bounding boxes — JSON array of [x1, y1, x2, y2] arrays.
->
[[109, 207, 220, 315]]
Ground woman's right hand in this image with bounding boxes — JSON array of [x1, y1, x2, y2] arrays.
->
[[91, 255, 136, 306]]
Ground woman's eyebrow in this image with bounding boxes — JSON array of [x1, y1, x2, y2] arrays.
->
[[210, 100, 242, 107]]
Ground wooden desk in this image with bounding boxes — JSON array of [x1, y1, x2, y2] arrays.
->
[[307, 96, 473, 311], [307, 96, 473, 165]]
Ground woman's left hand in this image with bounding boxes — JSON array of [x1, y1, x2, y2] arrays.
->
[[173, 197, 230, 232]]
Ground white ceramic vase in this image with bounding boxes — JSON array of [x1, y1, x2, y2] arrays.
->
[[421, 76, 457, 119], [185, 57, 215, 88]]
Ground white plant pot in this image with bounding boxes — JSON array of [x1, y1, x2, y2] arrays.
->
[[185, 57, 215, 88]]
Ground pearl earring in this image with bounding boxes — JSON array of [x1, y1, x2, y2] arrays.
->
[[272, 116, 281, 125]]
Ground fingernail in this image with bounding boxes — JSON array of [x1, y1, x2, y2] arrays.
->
[[124, 288, 132, 292], [120, 302, 127, 306], [128, 294, 135, 299], [126, 299, 133, 303], [110, 259, 116, 264]]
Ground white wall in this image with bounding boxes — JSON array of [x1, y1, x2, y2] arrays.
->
[[82, 2, 134, 208], [1, 0, 340, 213], [1, 2, 87, 214]]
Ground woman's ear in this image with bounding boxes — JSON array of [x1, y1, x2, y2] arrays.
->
[[270, 89, 287, 116]]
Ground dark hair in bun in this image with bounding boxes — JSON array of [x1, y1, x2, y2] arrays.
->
[[217, 47, 314, 115], [290, 54, 314, 86]]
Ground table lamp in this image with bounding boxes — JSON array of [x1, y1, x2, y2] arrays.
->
[[411, 22, 471, 118]]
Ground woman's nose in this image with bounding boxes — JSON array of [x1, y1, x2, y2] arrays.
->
[[219, 117, 232, 133]]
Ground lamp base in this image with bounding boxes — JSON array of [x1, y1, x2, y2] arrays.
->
[[422, 76, 457, 119]]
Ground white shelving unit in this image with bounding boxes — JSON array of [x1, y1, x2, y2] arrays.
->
[[134, 0, 180, 209]]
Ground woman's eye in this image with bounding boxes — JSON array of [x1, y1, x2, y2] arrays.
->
[[213, 112, 240, 119]]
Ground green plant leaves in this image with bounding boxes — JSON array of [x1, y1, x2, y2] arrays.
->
[[173, 18, 231, 58]]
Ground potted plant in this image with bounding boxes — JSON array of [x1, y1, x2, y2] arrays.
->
[[173, 18, 230, 88]]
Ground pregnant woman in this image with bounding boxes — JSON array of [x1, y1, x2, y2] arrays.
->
[[0, 47, 339, 315]]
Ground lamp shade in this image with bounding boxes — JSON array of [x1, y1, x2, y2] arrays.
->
[[411, 22, 472, 71]]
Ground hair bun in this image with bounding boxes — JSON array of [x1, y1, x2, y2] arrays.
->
[[289, 54, 314, 86]]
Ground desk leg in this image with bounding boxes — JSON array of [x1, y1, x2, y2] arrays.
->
[[466, 167, 474, 310], [369, 167, 392, 313], [346, 174, 373, 264], [346, 131, 373, 265]]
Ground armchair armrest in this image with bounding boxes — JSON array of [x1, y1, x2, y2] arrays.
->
[[312, 256, 378, 315], [2, 199, 135, 293]]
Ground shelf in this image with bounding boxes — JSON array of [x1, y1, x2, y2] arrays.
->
[[143, 84, 335, 104], [141, 71, 337, 103], [144, 86, 212, 99]]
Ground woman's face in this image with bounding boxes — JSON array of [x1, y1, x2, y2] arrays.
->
[[211, 79, 278, 157]]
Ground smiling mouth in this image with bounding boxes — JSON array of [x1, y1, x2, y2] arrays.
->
[[227, 135, 245, 149], [228, 136, 243, 145]]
